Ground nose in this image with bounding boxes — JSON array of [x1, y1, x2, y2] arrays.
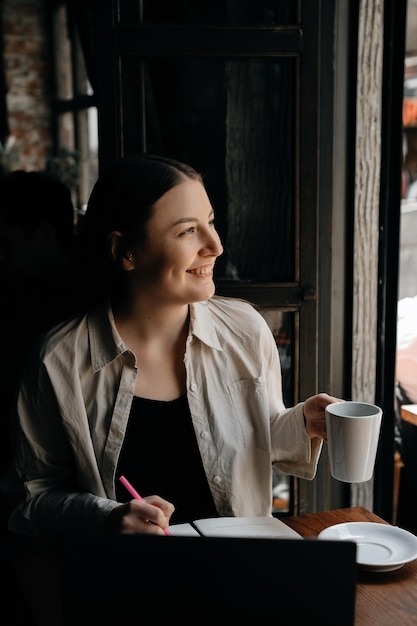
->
[[202, 229, 223, 257]]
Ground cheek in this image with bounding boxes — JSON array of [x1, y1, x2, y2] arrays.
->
[[136, 250, 176, 279]]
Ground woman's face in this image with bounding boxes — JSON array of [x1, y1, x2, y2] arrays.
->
[[129, 179, 224, 304]]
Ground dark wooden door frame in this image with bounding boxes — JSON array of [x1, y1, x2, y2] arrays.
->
[[374, 0, 407, 522]]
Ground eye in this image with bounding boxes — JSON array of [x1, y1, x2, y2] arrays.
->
[[180, 226, 196, 236]]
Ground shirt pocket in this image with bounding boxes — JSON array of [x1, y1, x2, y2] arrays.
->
[[227, 377, 269, 451]]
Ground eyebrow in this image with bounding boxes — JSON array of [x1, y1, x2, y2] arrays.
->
[[172, 210, 214, 227]]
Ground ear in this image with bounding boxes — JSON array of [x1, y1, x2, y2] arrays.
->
[[106, 231, 134, 270]]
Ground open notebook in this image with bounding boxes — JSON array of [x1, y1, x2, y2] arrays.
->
[[54, 531, 357, 625], [169, 515, 303, 538]]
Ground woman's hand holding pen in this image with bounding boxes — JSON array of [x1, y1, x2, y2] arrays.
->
[[104, 495, 175, 535]]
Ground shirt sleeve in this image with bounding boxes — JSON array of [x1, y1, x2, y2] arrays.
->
[[9, 348, 117, 535], [261, 321, 323, 479], [9, 490, 117, 535]]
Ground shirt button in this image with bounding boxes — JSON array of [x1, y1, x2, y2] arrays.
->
[[190, 383, 198, 391], [201, 431, 209, 439], [213, 476, 222, 485]]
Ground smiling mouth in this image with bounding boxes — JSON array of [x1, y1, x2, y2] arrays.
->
[[187, 264, 214, 276]]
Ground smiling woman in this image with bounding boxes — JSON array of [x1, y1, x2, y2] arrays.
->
[[109, 177, 223, 309], [6, 153, 342, 537]]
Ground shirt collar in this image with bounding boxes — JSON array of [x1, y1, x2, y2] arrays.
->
[[189, 300, 223, 351], [88, 300, 133, 372], [87, 298, 223, 373]]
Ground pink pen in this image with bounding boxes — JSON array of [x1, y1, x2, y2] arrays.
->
[[119, 475, 172, 536]]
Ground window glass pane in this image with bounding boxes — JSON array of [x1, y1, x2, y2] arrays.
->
[[73, 23, 92, 98], [87, 107, 99, 193], [50, 4, 99, 218], [272, 467, 291, 515], [143, 56, 295, 281], [53, 107, 98, 214], [259, 308, 294, 405], [259, 307, 295, 517], [77, 107, 98, 208]]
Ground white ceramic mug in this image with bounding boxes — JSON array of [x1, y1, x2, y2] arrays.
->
[[325, 401, 383, 483]]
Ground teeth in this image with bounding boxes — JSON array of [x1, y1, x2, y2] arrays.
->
[[188, 265, 212, 275]]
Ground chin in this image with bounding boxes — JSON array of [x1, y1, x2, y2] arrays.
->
[[190, 284, 216, 302], [204, 283, 216, 299]]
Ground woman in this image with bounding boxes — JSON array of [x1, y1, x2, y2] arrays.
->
[[8, 153, 341, 536]]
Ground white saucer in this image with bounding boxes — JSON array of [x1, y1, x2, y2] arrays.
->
[[318, 522, 417, 572]]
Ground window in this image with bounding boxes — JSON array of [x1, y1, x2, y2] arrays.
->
[[49, 1, 98, 220]]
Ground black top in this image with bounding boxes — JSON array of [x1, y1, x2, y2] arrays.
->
[[115, 394, 218, 524]]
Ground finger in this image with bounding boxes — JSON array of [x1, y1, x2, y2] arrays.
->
[[121, 517, 168, 535], [128, 499, 173, 531], [144, 495, 175, 518]]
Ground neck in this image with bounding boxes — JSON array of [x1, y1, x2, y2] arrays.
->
[[112, 295, 190, 346], [112, 295, 190, 400]]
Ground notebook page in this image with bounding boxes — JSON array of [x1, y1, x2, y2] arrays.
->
[[168, 523, 201, 537], [192, 516, 302, 538]]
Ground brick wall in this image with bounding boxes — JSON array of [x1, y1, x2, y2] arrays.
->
[[2, 0, 53, 171]]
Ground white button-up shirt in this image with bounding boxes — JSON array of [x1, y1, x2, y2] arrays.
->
[[9, 296, 322, 535]]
